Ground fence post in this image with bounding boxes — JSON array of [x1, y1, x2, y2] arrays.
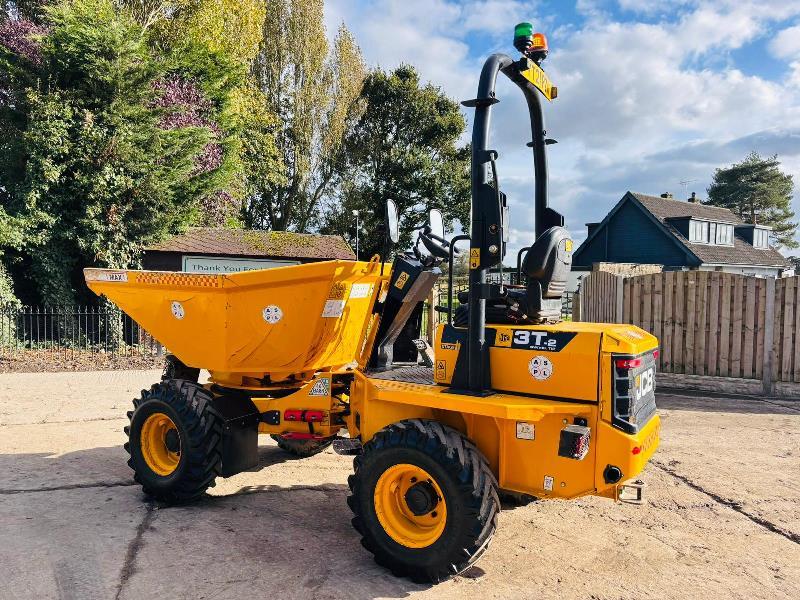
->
[[615, 275, 624, 323], [762, 277, 776, 396]]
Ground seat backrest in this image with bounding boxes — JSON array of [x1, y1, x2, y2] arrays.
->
[[521, 226, 573, 298]]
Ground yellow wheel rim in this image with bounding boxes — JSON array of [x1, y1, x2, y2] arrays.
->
[[140, 413, 181, 476], [374, 464, 447, 548]]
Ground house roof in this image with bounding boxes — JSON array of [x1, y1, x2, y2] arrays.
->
[[630, 192, 790, 268], [146, 227, 356, 260]]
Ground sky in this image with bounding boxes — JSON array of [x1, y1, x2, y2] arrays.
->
[[324, 0, 800, 258]]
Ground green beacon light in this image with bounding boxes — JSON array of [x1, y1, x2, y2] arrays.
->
[[514, 21, 549, 64], [513, 22, 534, 54]]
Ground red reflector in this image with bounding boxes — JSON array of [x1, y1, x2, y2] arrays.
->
[[632, 446, 642, 455], [615, 357, 643, 369], [284, 409, 303, 421], [653, 349, 660, 360]]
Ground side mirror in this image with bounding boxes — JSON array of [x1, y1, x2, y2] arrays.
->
[[429, 209, 444, 241], [386, 199, 399, 244]]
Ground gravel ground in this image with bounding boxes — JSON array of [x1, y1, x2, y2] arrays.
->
[[0, 369, 798, 599]]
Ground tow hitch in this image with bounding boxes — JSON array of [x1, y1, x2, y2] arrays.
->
[[618, 479, 645, 505]]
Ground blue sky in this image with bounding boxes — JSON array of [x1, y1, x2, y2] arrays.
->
[[325, 0, 800, 256]]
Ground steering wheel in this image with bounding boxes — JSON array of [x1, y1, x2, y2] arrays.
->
[[414, 227, 462, 265]]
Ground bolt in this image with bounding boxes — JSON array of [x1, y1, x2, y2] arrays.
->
[[410, 477, 417, 483], [431, 511, 438, 518]]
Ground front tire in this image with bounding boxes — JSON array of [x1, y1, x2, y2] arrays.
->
[[124, 380, 222, 503], [347, 419, 500, 583]]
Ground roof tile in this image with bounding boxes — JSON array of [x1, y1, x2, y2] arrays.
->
[[631, 192, 789, 268], [146, 228, 356, 261]]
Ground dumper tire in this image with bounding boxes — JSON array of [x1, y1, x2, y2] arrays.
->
[[347, 419, 499, 583], [124, 380, 222, 503], [270, 435, 333, 457]]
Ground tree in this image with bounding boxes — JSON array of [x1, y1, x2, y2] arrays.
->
[[321, 65, 471, 258], [0, 0, 239, 304], [706, 152, 797, 248], [245, 0, 366, 232]]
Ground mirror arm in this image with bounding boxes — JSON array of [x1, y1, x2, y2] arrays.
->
[[516, 246, 531, 285], [447, 235, 471, 325]]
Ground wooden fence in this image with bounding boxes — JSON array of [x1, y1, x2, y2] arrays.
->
[[576, 271, 800, 393]]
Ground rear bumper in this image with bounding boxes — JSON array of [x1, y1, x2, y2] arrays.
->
[[595, 413, 660, 498]]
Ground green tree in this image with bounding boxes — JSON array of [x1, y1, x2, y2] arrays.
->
[[706, 152, 797, 248], [0, 0, 236, 304], [321, 65, 470, 258], [246, 0, 365, 232]]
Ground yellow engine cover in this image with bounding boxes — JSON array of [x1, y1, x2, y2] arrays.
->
[[434, 321, 657, 400]]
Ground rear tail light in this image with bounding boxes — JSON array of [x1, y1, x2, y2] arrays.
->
[[653, 349, 660, 360], [615, 357, 643, 369], [283, 409, 326, 423], [558, 424, 591, 460]]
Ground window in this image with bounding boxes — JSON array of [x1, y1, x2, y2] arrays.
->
[[753, 228, 769, 248], [689, 220, 709, 243], [709, 222, 716, 244], [715, 224, 733, 245]]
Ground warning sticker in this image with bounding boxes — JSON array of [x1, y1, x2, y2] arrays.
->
[[308, 378, 330, 397], [349, 283, 372, 299], [469, 248, 480, 270], [328, 282, 347, 300], [544, 476, 554, 491], [516, 422, 535, 440], [394, 272, 410, 290], [435, 359, 447, 381], [528, 355, 553, 380], [322, 299, 345, 318]]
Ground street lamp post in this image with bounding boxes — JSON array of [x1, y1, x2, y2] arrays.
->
[[352, 209, 360, 260]]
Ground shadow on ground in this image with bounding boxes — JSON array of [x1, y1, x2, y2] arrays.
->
[[0, 443, 434, 599]]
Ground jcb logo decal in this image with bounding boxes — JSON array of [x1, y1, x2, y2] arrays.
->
[[495, 328, 513, 347]]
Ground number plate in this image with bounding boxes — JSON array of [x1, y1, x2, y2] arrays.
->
[[519, 60, 557, 101]]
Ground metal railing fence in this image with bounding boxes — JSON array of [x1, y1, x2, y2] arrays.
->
[[0, 304, 163, 357]]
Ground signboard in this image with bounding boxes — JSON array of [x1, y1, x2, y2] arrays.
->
[[181, 255, 300, 274]]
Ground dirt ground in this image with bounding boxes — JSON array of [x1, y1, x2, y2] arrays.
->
[[0, 369, 798, 600]]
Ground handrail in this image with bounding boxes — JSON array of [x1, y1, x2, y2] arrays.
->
[[447, 235, 471, 324]]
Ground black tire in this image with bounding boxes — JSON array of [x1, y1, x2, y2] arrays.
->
[[347, 419, 500, 583], [270, 435, 333, 457], [162, 354, 200, 383], [124, 380, 222, 503]]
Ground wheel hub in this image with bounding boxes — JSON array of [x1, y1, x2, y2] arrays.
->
[[404, 481, 439, 516], [139, 412, 181, 476], [164, 428, 180, 453], [373, 464, 447, 548]]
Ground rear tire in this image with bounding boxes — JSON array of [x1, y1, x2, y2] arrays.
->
[[347, 419, 499, 583], [125, 380, 222, 503], [270, 435, 333, 457]]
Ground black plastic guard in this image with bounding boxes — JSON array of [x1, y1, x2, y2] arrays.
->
[[211, 394, 260, 477]]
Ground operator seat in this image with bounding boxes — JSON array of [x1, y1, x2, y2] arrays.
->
[[452, 226, 572, 326], [518, 225, 572, 322]]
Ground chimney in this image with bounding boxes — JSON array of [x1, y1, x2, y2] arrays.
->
[[660, 192, 673, 199], [688, 192, 698, 203]]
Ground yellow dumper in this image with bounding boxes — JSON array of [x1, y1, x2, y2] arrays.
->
[[85, 25, 660, 583]]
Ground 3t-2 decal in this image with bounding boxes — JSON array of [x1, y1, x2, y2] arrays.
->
[[501, 330, 577, 352]]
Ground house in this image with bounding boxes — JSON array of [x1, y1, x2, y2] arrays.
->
[[143, 227, 355, 274], [573, 191, 792, 277]]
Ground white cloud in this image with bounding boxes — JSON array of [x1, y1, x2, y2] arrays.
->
[[327, 0, 800, 253]]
